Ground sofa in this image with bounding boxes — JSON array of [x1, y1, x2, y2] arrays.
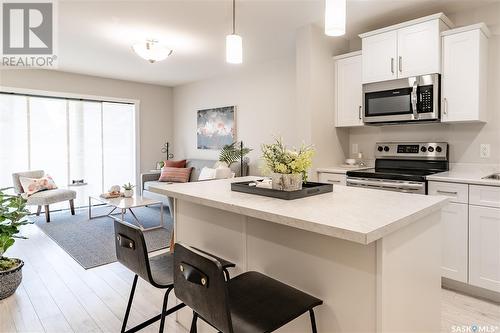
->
[[141, 159, 247, 212]]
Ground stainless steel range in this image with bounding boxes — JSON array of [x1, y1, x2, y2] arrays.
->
[[346, 142, 449, 194]]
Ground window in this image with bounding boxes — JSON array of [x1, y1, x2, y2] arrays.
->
[[0, 92, 137, 209]]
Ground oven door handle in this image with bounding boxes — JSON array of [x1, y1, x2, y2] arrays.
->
[[347, 178, 424, 191], [411, 79, 419, 120]]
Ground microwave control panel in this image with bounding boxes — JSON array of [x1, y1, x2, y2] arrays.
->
[[419, 85, 433, 113]]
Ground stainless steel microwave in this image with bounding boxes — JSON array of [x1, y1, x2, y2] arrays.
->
[[362, 74, 440, 125]]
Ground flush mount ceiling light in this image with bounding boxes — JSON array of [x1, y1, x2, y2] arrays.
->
[[325, 0, 346, 36], [132, 39, 173, 63], [226, 0, 242, 64]]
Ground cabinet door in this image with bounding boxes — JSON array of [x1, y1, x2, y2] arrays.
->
[[469, 205, 500, 292], [335, 55, 363, 127], [441, 203, 468, 283], [362, 30, 397, 83], [397, 20, 441, 78], [442, 29, 486, 122], [318, 172, 346, 186]]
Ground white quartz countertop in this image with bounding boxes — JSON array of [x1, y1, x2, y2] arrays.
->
[[427, 164, 500, 186], [316, 165, 371, 174], [149, 177, 448, 245]]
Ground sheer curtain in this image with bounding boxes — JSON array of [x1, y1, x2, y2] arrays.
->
[[0, 93, 136, 209]]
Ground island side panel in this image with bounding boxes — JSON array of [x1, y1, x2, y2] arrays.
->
[[376, 209, 442, 333], [174, 199, 379, 333]]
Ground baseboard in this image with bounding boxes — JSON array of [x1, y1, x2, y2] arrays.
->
[[442, 277, 500, 304]]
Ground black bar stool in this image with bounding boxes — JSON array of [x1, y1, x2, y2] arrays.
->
[[113, 220, 235, 333], [173, 242, 323, 333]]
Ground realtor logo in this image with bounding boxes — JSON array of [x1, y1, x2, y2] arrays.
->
[[1, 1, 57, 67]]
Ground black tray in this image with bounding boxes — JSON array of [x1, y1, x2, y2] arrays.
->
[[231, 180, 333, 200]]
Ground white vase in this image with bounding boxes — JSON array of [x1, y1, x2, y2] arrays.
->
[[123, 189, 134, 198], [271, 173, 303, 191]]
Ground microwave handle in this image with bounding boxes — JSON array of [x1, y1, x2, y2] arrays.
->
[[411, 79, 418, 119]]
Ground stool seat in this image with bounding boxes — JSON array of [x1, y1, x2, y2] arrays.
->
[[228, 271, 323, 333], [149, 253, 175, 287]]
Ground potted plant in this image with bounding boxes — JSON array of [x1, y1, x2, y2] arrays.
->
[[261, 137, 314, 191], [0, 187, 30, 300], [218, 141, 252, 176], [122, 183, 136, 198]]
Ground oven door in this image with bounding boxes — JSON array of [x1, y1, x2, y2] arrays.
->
[[346, 177, 426, 194], [363, 74, 440, 124]]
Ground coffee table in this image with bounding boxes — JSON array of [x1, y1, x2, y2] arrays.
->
[[88, 195, 164, 231]]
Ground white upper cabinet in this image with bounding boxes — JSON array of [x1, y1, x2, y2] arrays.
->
[[441, 24, 490, 123], [361, 31, 397, 83], [334, 52, 363, 127], [360, 13, 452, 84]]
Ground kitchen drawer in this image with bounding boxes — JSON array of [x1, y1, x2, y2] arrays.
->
[[318, 172, 346, 186], [428, 181, 468, 203], [470, 185, 500, 208]]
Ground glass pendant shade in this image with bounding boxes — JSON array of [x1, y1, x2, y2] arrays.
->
[[226, 34, 242, 64], [132, 40, 172, 63], [325, 0, 346, 36]]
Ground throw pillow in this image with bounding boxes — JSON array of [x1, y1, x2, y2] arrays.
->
[[159, 167, 192, 183], [19, 175, 58, 196], [163, 159, 187, 168], [198, 167, 217, 181]]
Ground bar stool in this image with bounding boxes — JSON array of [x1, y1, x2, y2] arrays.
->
[[113, 221, 235, 333], [173, 243, 323, 333]]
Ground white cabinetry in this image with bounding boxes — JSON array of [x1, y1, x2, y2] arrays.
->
[[469, 205, 500, 292], [360, 13, 452, 84], [334, 52, 363, 127], [318, 172, 346, 186], [441, 203, 468, 282], [441, 24, 490, 123]]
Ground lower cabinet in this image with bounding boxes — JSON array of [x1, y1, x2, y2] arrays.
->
[[318, 172, 346, 186], [441, 202, 468, 283], [469, 205, 500, 292]]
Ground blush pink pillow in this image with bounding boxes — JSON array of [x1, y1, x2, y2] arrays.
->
[[19, 175, 58, 196], [163, 160, 187, 168], [159, 167, 192, 183]]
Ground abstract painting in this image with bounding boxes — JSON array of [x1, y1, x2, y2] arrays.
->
[[197, 106, 236, 150]]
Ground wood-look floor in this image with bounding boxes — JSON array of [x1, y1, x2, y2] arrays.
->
[[1, 223, 499, 333]]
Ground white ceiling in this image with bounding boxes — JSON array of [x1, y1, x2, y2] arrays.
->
[[56, 0, 497, 87]]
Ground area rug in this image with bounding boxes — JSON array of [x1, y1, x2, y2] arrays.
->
[[31, 205, 172, 269]]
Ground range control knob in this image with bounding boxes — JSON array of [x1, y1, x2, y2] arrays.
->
[[436, 146, 442, 153], [378, 146, 383, 152], [384, 146, 390, 152], [421, 146, 427, 152], [428, 146, 435, 153]]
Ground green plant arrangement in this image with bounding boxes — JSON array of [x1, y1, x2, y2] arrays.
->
[[122, 182, 136, 191], [0, 187, 31, 299], [261, 137, 314, 185], [219, 141, 252, 167]]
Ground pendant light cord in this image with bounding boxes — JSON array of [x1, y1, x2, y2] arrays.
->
[[232, 0, 236, 34]]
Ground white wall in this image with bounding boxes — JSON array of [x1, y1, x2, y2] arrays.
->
[[172, 57, 297, 174], [348, 3, 500, 165], [0, 69, 173, 173]]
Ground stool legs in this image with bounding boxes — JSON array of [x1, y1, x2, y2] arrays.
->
[[190, 312, 198, 333], [122, 274, 138, 333], [309, 309, 318, 333], [159, 287, 172, 333]]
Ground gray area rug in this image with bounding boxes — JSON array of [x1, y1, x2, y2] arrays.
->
[[31, 205, 172, 269]]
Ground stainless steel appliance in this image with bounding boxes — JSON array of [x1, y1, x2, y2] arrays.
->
[[346, 142, 449, 194], [363, 74, 440, 125]]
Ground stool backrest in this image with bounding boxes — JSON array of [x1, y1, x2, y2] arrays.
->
[[113, 220, 154, 285], [173, 243, 233, 333]]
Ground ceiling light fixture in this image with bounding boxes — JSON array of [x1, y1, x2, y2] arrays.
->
[[226, 0, 242, 64], [325, 0, 346, 37], [132, 39, 173, 63]]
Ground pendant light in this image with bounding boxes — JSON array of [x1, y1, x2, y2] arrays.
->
[[226, 0, 242, 64], [325, 0, 346, 36]]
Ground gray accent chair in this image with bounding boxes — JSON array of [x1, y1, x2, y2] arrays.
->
[[12, 170, 77, 222], [141, 159, 247, 213]]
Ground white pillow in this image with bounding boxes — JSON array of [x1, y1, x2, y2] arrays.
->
[[215, 167, 232, 179], [198, 167, 217, 181]]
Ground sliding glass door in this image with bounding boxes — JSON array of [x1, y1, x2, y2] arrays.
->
[[0, 93, 136, 210]]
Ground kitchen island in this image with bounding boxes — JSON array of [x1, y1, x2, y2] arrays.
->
[[150, 177, 448, 333]]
